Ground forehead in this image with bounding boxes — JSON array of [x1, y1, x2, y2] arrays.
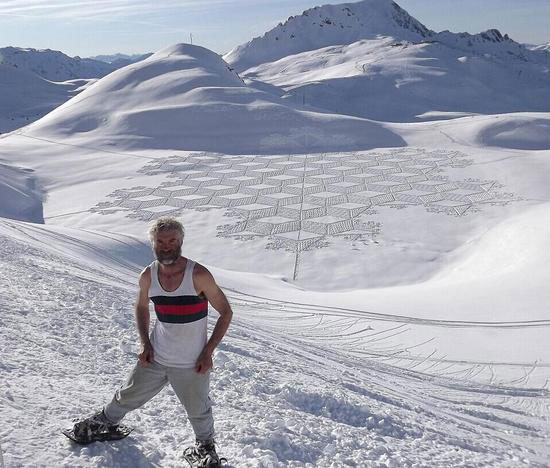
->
[[154, 229, 182, 241]]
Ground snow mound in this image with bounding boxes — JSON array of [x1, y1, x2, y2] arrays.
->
[[435, 203, 550, 281], [0, 161, 43, 223], [477, 115, 550, 150], [0, 219, 149, 278], [24, 43, 403, 153]]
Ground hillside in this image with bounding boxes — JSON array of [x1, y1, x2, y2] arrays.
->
[[21, 43, 401, 154], [0, 64, 93, 133]]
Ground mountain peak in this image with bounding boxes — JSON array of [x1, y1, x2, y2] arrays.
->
[[225, 0, 432, 71]]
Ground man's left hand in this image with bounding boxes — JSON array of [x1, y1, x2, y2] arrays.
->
[[195, 351, 213, 374]]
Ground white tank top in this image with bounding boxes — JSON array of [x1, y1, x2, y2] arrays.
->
[[148, 259, 208, 368]]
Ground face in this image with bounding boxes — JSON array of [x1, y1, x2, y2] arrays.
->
[[153, 229, 183, 265]]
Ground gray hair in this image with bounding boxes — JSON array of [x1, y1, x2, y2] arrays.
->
[[148, 217, 185, 242]]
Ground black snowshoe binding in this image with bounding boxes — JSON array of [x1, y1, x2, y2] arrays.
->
[[62, 410, 133, 445], [183, 439, 227, 467]]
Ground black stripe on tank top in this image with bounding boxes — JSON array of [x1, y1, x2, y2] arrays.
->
[[150, 295, 208, 324]]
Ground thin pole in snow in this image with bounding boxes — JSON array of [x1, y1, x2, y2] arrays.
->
[[190, 33, 193, 45]]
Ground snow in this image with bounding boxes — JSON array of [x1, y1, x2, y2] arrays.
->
[[0, 65, 94, 133], [225, 1, 550, 123], [1, 0, 549, 466], [0, 46, 117, 81], [1, 220, 549, 467], [19, 43, 402, 154], [230, 38, 550, 123], [88, 53, 152, 67], [224, 0, 432, 72], [0, 160, 43, 222]]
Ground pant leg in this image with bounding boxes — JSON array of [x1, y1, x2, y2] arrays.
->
[[167, 367, 215, 441], [104, 361, 168, 423]]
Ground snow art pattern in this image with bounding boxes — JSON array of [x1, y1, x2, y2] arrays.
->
[[91, 148, 513, 252]]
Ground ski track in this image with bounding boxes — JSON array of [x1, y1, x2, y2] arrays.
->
[[1, 233, 549, 467]]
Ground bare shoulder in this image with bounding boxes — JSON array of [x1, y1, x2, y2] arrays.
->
[[192, 262, 214, 282], [138, 266, 152, 288], [192, 262, 217, 293]]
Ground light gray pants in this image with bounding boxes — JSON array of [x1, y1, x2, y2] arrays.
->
[[103, 361, 214, 441]]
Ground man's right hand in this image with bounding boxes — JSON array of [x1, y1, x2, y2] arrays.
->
[[139, 342, 154, 366]]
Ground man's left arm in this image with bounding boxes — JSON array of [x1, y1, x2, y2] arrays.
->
[[194, 264, 233, 374]]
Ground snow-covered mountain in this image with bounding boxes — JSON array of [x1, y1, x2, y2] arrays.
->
[[0, 46, 118, 81], [0, 47, 147, 132], [226, 0, 549, 72], [225, 0, 550, 122], [225, 0, 432, 71], [0, 64, 93, 133]]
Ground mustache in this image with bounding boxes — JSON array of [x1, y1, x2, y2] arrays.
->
[[154, 244, 182, 263]]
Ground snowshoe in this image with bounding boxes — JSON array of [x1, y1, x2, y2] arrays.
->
[[62, 410, 133, 445], [183, 439, 227, 467]]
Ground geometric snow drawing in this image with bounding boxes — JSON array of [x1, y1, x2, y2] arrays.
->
[[91, 148, 514, 253]]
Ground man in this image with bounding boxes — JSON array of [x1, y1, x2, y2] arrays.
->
[[71, 217, 232, 466]]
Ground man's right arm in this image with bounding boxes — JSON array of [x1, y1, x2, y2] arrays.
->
[[135, 267, 154, 365]]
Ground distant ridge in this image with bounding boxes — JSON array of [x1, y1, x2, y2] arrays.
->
[[88, 52, 153, 69], [0, 47, 150, 81], [88, 53, 152, 64]]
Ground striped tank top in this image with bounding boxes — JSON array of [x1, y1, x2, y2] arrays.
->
[[148, 258, 208, 368]]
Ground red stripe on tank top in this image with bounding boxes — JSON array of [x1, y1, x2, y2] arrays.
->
[[155, 302, 207, 315]]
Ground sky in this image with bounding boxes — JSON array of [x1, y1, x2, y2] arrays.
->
[[0, 0, 549, 58]]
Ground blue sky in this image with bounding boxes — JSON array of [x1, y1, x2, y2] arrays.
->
[[1, 0, 549, 57]]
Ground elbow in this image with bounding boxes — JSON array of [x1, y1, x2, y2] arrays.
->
[[223, 307, 233, 324]]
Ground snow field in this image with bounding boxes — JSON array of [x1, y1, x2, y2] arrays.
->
[[0, 3, 549, 465], [1, 222, 548, 467]]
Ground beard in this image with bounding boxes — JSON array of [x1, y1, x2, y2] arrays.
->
[[155, 244, 182, 265]]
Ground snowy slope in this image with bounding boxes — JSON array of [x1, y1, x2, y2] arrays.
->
[[0, 46, 116, 81], [225, 0, 550, 122], [1, 219, 548, 467], [20, 43, 401, 154], [0, 64, 93, 133], [239, 38, 550, 122], [0, 160, 43, 222]]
